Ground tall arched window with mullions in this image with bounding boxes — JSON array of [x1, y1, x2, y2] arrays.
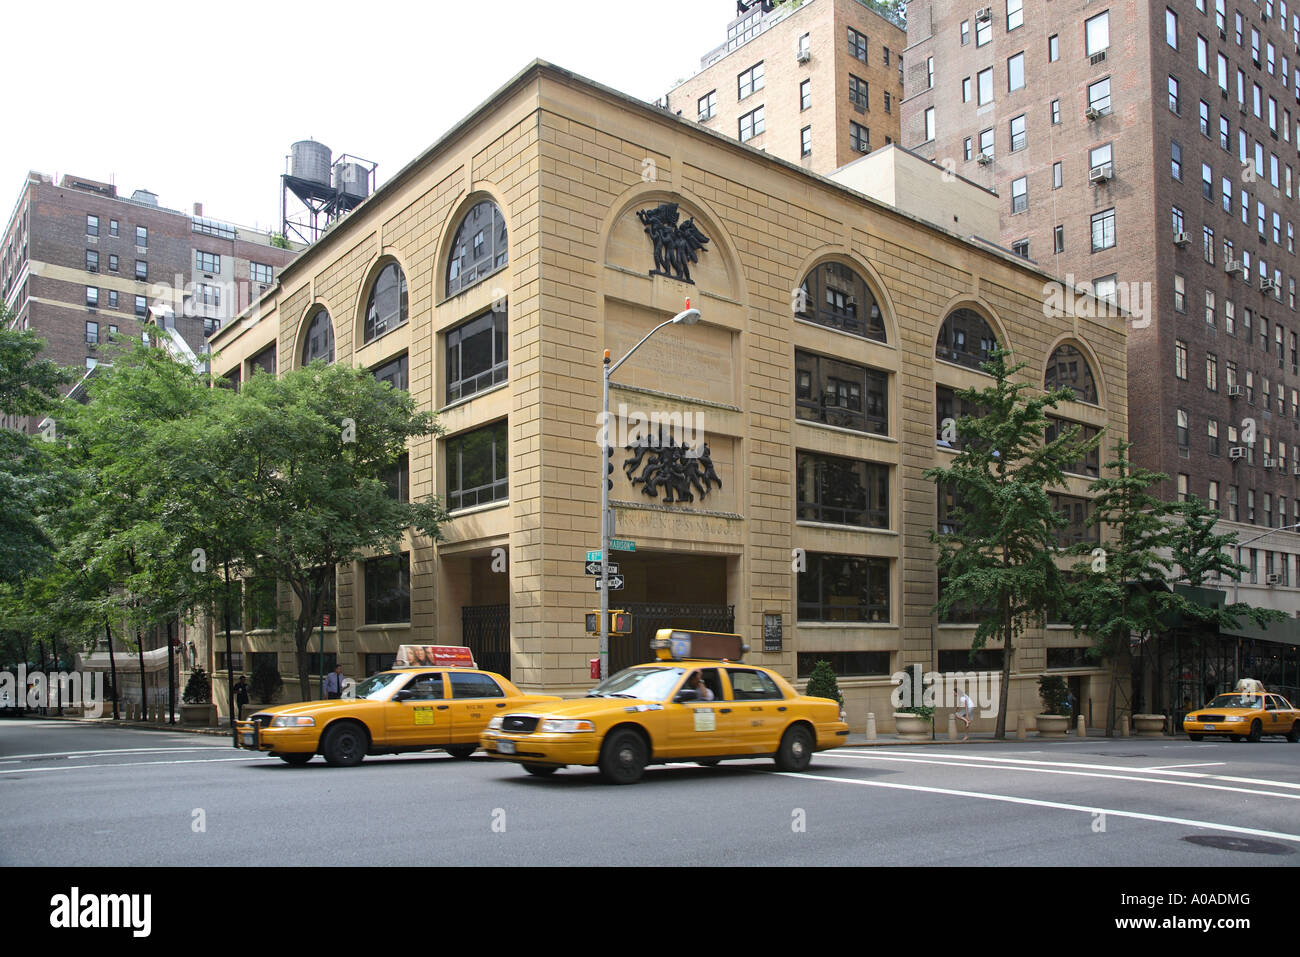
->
[[936, 308, 999, 371], [446, 200, 508, 297], [1044, 343, 1099, 404], [301, 307, 334, 365], [363, 262, 408, 343], [795, 261, 886, 342]]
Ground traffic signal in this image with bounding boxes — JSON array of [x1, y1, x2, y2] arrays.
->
[[610, 610, 632, 635], [585, 612, 599, 633], [605, 446, 614, 490]]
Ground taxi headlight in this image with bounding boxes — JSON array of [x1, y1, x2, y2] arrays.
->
[[486, 715, 504, 731], [1224, 716, 1245, 723], [539, 718, 595, 733], [270, 715, 315, 728]]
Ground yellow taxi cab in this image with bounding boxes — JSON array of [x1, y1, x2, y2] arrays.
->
[[479, 629, 851, 784], [1183, 685, 1300, 743], [235, 646, 561, 766]]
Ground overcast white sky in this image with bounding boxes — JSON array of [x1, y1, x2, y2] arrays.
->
[[7, 0, 735, 231]]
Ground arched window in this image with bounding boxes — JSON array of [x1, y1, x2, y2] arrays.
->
[[1045, 343, 1099, 404], [796, 261, 886, 342], [936, 308, 999, 371], [364, 262, 408, 343], [447, 200, 508, 297], [301, 307, 334, 365]]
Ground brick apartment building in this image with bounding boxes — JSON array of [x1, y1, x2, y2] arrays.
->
[[903, 0, 1300, 710], [0, 172, 298, 432], [667, 0, 905, 173]]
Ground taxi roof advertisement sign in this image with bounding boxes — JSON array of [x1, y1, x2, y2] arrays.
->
[[393, 645, 477, 668]]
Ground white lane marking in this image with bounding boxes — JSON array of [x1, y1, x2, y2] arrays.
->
[[0, 756, 269, 775], [0, 747, 230, 760], [1141, 763, 1227, 770], [776, 771, 1300, 845], [821, 751, 1300, 801], [828, 749, 1300, 791]]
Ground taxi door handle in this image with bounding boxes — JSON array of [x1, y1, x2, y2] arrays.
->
[[777, 706, 788, 712], [496, 703, 507, 708], [719, 708, 732, 714], [437, 705, 450, 710]]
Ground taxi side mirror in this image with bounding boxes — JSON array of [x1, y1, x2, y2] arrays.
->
[[392, 689, 414, 702], [675, 689, 700, 703]]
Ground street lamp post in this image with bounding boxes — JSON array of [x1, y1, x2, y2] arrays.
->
[[598, 300, 701, 680]]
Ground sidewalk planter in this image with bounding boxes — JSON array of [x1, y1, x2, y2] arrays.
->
[[181, 703, 216, 727], [1035, 715, 1070, 738], [893, 712, 932, 742], [1133, 714, 1166, 737]]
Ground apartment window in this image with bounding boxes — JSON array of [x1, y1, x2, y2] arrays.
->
[[1054, 225, 1065, 253], [1010, 176, 1028, 213], [1169, 75, 1180, 114], [1012, 239, 1030, 259], [1176, 340, 1189, 379], [796, 452, 889, 528], [1010, 114, 1027, 152], [1094, 275, 1118, 305], [134, 260, 147, 281], [1174, 274, 1185, 312], [1228, 486, 1239, 521], [1220, 114, 1230, 149], [1166, 7, 1178, 48], [799, 32, 810, 59], [847, 27, 867, 62], [135, 226, 147, 248], [1085, 144, 1107, 176], [1200, 100, 1211, 136], [797, 554, 890, 623], [1008, 0, 1023, 30], [1088, 77, 1111, 114], [801, 126, 812, 156], [1007, 52, 1025, 92], [107, 291, 117, 310], [1172, 206, 1185, 234], [85, 250, 98, 272], [1171, 140, 1182, 179], [135, 295, 148, 318], [884, 92, 892, 114], [1209, 418, 1220, 455], [195, 250, 220, 273], [85, 320, 98, 344], [371, 352, 408, 393], [961, 20, 970, 44], [1204, 226, 1216, 263], [446, 308, 507, 403], [738, 61, 764, 99], [1091, 209, 1116, 251], [849, 74, 869, 110], [1198, 35, 1209, 73], [107, 219, 117, 237], [1086, 11, 1110, 55], [446, 420, 509, 511], [854, 120, 873, 151], [739, 106, 765, 142], [964, 138, 973, 160], [1049, 34, 1059, 61], [1051, 99, 1061, 124], [979, 128, 994, 158], [108, 254, 118, 272], [976, 14, 992, 46], [364, 553, 410, 625], [86, 214, 98, 237], [1053, 162, 1063, 189], [1177, 409, 1190, 451], [962, 76, 972, 104], [1207, 352, 1219, 391], [1202, 163, 1212, 199], [927, 56, 934, 89], [978, 67, 993, 105], [85, 286, 98, 309], [250, 262, 273, 284], [698, 90, 717, 120], [794, 350, 889, 435], [799, 80, 811, 111]]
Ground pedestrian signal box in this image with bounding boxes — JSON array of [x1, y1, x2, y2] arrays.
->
[[585, 610, 633, 635]]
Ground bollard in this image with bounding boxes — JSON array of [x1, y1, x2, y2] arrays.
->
[[1016, 711, 1028, 740], [866, 711, 877, 742], [947, 712, 958, 741], [1077, 715, 1087, 738], [1119, 714, 1130, 737]]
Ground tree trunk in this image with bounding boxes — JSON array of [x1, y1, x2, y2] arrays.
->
[[167, 619, 176, 725], [223, 561, 237, 744], [995, 600, 1012, 739], [51, 634, 62, 715], [105, 619, 119, 720], [136, 625, 146, 718]]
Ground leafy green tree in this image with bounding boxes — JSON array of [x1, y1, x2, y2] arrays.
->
[[925, 349, 1100, 738]]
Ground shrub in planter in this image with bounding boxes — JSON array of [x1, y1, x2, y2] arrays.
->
[[1037, 674, 1069, 716], [182, 668, 211, 705], [250, 656, 284, 703], [804, 660, 843, 704]]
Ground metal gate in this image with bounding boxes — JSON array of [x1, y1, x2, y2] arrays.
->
[[462, 603, 511, 679], [611, 603, 735, 675]]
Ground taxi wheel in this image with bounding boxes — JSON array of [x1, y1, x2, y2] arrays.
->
[[775, 725, 814, 772], [277, 752, 313, 766], [696, 759, 721, 767], [1229, 735, 1243, 742], [446, 745, 476, 759], [1287, 722, 1299, 743], [1247, 720, 1263, 743], [1187, 734, 1203, 741], [599, 729, 648, 785], [321, 722, 368, 767], [522, 763, 558, 776]]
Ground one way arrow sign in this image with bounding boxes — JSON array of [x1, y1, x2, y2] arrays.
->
[[585, 561, 619, 576], [594, 575, 625, 590]]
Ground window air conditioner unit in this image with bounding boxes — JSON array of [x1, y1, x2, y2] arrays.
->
[[1229, 446, 1247, 459], [1265, 457, 1277, 468], [1226, 259, 1247, 276], [976, 152, 993, 165], [1267, 573, 1282, 584], [1229, 384, 1245, 397], [1090, 51, 1107, 65], [1173, 231, 1191, 247], [1085, 106, 1102, 121], [796, 49, 811, 63], [976, 7, 992, 22], [1089, 164, 1112, 184], [1261, 278, 1278, 291]]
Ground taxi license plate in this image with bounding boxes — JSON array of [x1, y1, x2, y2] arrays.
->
[[1203, 724, 1215, 731], [498, 740, 517, 755], [241, 732, 255, 747]]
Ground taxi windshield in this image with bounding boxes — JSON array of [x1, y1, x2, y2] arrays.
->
[[1206, 694, 1265, 709], [587, 667, 685, 701], [352, 672, 409, 701]]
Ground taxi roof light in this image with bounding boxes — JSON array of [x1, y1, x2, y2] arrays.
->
[[650, 628, 749, 663], [393, 645, 477, 668]]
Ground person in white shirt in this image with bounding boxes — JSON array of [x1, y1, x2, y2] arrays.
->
[[690, 671, 715, 701], [955, 690, 975, 741]]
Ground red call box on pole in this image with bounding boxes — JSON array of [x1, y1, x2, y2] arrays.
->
[[590, 658, 601, 680]]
